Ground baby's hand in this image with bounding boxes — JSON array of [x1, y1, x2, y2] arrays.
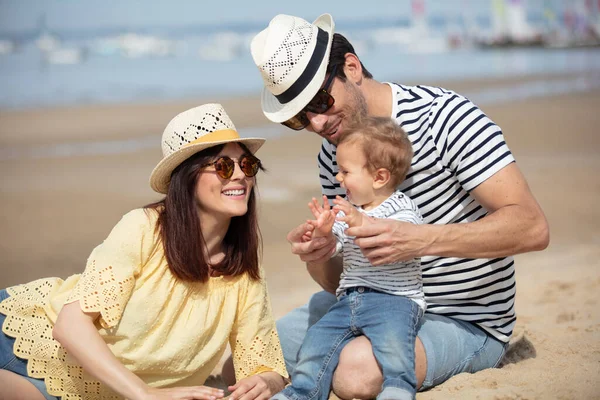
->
[[307, 195, 336, 238], [333, 196, 364, 228]]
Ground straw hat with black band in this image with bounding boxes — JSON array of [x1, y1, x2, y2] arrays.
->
[[149, 103, 265, 194], [251, 13, 335, 123]]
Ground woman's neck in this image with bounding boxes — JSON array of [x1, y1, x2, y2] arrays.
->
[[198, 211, 230, 262]]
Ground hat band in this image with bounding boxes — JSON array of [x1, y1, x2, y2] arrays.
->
[[275, 28, 329, 105], [185, 129, 240, 147]]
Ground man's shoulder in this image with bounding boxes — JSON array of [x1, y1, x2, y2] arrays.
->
[[389, 82, 464, 105]]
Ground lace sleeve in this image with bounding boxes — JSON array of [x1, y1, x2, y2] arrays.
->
[[66, 209, 156, 329], [229, 272, 288, 381]]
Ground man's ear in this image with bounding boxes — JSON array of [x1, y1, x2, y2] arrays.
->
[[373, 168, 391, 190], [343, 53, 363, 84]]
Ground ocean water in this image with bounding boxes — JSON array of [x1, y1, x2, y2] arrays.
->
[[0, 0, 599, 110]]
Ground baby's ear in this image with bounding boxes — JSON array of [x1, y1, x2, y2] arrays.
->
[[373, 168, 391, 189]]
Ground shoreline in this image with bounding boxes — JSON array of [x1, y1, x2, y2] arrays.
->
[[2, 70, 599, 148]]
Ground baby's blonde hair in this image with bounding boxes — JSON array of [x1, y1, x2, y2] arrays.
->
[[339, 116, 413, 189]]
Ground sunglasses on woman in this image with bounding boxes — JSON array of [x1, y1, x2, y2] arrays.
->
[[282, 65, 338, 131], [201, 155, 261, 180]]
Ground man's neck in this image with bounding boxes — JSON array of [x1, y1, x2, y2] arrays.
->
[[363, 79, 393, 119]]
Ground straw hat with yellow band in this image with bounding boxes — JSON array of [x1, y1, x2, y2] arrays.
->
[[149, 103, 265, 194]]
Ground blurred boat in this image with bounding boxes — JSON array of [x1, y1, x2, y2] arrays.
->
[[198, 31, 251, 61], [367, 0, 451, 54], [0, 39, 17, 55], [35, 31, 61, 52], [93, 34, 176, 58], [475, 0, 547, 48], [544, 0, 600, 48], [43, 47, 87, 65], [34, 15, 62, 53], [119, 33, 176, 58]]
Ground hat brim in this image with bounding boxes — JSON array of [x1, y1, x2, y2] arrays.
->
[[149, 137, 265, 194], [261, 13, 335, 123]]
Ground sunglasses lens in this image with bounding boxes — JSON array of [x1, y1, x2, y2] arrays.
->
[[306, 91, 334, 114], [240, 156, 260, 177], [282, 112, 309, 131], [215, 157, 234, 179]]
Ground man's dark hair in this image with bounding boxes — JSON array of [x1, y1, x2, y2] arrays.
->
[[326, 33, 373, 80]]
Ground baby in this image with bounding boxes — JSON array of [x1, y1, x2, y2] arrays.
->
[[274, 116, 425, 400]]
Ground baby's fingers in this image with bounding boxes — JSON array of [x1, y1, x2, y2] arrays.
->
[[321, 195, 331, 211], [308, 199, 322, 219], [333, 195, 351, 206]]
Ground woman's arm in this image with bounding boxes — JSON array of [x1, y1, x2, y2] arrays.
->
[[53, 302, 224, 400]]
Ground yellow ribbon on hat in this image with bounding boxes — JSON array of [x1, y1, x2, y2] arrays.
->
[[185, 129, 240, 147]]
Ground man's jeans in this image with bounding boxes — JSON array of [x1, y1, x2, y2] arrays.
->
[[277, 291, 509, 394], [273, 287, 423, 400]]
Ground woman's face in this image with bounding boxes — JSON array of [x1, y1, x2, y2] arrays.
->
[[195, 143, 255, 221]]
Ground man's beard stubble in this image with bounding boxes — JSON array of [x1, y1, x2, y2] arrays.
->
[[328, 80, 368, 146]]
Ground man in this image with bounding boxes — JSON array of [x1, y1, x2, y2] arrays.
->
[[249, 14, 549, 398]]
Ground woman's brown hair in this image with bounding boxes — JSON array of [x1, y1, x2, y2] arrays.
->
[[145, 143, 262, 282]]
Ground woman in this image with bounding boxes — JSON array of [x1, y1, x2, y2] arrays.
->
[[0, 104, 287, 400]]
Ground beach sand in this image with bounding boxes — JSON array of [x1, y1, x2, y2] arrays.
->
[[0, 73, 599, 399]]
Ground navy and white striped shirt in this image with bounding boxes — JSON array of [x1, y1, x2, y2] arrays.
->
[[334, 190, 425, 310], [318, 83, 516, 343]]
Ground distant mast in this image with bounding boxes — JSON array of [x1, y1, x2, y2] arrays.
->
[[491, 0, 508, 42], [411, 0, 427, 32], [505, 0, 533, 42]]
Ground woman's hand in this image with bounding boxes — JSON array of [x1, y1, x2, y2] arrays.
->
[[142, 386, 225, 400], [228, 372, 285, 400]]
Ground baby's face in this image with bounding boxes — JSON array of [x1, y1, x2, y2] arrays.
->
[[335, 142, 376, 207]]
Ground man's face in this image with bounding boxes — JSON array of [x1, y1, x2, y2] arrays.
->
[[305, 74, 368, 145]]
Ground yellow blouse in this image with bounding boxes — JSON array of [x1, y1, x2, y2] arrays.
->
[[0, 208, 287, 399]]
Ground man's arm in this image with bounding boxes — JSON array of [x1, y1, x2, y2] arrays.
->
[[347, 162, 549, 264], [286, 221, 342, 293], [428, 162, 549, 257], [306, 256, 344, 294]]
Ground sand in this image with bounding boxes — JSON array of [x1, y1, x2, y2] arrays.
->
[[0, 73, 599, 399]]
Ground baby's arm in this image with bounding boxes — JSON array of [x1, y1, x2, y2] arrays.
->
[[333, 196, 368, 228], [307, 195, 336, 239]]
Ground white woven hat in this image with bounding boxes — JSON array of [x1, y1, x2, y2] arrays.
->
[[149, 104, 265, 194], [251, 13, 335, 123]]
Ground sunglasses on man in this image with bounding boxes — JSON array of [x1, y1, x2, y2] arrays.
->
[[201, 155, 261, 180], [282, 65, 338, 131]]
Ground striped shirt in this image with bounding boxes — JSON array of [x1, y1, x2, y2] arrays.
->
[[318, 83, 516, 343], [333, 190, 425, 310]]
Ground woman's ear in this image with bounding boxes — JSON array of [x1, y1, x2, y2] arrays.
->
[[373, 168, 391, 190]]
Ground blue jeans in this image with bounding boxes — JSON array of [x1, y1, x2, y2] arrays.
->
[[277, 291, 508, 394], [273, 287, 423, 400], [0, 289, 59, 400]]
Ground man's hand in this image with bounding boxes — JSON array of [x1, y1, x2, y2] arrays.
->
[[287, 220, 337, 264], [345, 219, 434, 266]]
